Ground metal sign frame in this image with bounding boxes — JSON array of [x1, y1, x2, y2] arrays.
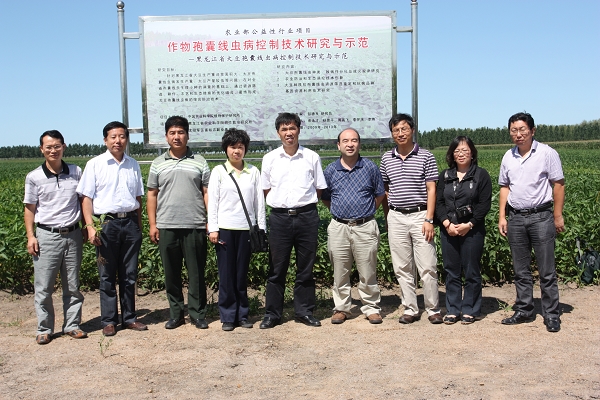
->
[[116, 1, 418, 147]]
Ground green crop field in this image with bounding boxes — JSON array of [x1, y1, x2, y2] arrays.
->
[[1, 147, 598, 293]]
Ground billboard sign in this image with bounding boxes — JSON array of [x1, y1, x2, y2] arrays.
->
[[139, 11, 396, 147]]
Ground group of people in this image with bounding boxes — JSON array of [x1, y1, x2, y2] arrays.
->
[[23, 110, 565, 345]]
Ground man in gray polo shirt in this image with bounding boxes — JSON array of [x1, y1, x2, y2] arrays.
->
[[498, 112, 565, 332], [147, 116, 211, 330], [24, 130, 86, 344]]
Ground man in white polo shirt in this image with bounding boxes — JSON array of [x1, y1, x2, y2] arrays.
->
[[24, 130, 86, 345], [259, 112, 327, 329], [77, 121, 147, 336], [498, 112, 565, 333]]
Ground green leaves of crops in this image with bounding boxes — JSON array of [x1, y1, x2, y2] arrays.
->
[[1, 148, 599, 293]]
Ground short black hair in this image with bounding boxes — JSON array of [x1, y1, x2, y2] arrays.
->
[[102, 121, 129, 138], [337, 128, 361, 143], [221, 128, 250, 154], [165, 116, 189, 134], [275, 112, 301, 131], [389, 113, 415, 131], [445, 136, 478, 169], [39, 130, 64, 146], [508, 112, 535, 130]]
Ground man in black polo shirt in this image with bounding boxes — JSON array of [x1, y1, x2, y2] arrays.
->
[[24, 130, 87, 344]]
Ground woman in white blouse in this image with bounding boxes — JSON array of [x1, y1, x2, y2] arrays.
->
[[207, 128, 266, 331]]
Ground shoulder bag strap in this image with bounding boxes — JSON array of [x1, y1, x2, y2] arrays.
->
[[223, 164, 254, 230]]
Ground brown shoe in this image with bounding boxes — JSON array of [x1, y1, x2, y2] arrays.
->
[[428, 313, 443, 324], [124, 321, 148, 331], [65, 329, 88, 339], [35, 333, 52, 345], [367, 313, 383, 324], [398, 314, 419, 324], [102, 324, 116, 336], [331, 311, 347, 324]]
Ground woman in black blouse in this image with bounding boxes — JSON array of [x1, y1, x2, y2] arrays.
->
[[436, 136, 492, 324]]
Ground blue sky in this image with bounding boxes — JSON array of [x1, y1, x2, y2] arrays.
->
[[0, 0, 598, 147]]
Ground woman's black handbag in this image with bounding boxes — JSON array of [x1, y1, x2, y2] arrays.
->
[[248, 224, 269, 254], [225, 165, 269, 253]]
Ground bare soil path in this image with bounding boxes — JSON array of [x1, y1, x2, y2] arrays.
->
[[0, 284, 598, 399]]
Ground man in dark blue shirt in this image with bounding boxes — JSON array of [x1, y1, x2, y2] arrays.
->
[[322, 128, 385, 324]]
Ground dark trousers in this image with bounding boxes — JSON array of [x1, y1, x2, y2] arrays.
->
[[97, 217, 142, 327], [265, 208, 319, 320], [440, 226, 484, 317], [159, 228, 207, 320], [507, 210, 559, 318], [215, 229, 251, 323]]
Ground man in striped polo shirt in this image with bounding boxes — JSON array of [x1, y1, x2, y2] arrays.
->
[[380, 113, 443, 324], [147, 116, 211, 330], [24, 130, 87, 344]]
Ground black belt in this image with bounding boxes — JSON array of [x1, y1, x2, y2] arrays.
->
[[95, 211, 138, 220], [332, 215, 374, 226], [37, 223, 79, 234], [270, 203, 316, 215], [508, 202, 553, 215], [389, 204, 427, 214]]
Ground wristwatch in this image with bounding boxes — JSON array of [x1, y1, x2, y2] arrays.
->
[[424, 218, 434, 224]]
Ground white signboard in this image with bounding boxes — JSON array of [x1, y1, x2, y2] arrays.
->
[[139, 12, 396, 147]]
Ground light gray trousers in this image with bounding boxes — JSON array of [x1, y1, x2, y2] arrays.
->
[[33, 228, 84, 335]]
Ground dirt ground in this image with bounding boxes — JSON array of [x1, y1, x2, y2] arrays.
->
[[0, 283, 598, 400]]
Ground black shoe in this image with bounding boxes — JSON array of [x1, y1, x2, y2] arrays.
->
[[259, 317, 281, 329], [501, 311, 535, 325], [165, 318, 185, 329], [239, 319, 253, 328], [191, 318, 208, 329], [222, 322, 235, 331], [544, 316, 561, 332], [295, 315, 321, 327]]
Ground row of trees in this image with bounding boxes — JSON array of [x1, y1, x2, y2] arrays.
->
[[418, 119, 599, 149], [0, 142, 159, 159], [2, 120, 598, 158]]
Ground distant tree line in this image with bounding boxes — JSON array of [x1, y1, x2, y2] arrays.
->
[[0, 142, 159, 159], [418, 119, 599, 149], [2, 120, 597, 158]]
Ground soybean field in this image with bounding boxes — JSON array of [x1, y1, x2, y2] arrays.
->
[[0, 147, 598, 293]]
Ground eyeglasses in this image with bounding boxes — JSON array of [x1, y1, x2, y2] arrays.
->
[[392, 127, 412, 134], [453, 148, 470, 155], [43, 145, 63, 151], [509, 126, 530, 135]]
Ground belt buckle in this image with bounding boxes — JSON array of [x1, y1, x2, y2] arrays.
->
[[347, 219, 357, 227], [59, 227, 70, 234], [287, 209, 297, 216], [117, 212, 127, 218]]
